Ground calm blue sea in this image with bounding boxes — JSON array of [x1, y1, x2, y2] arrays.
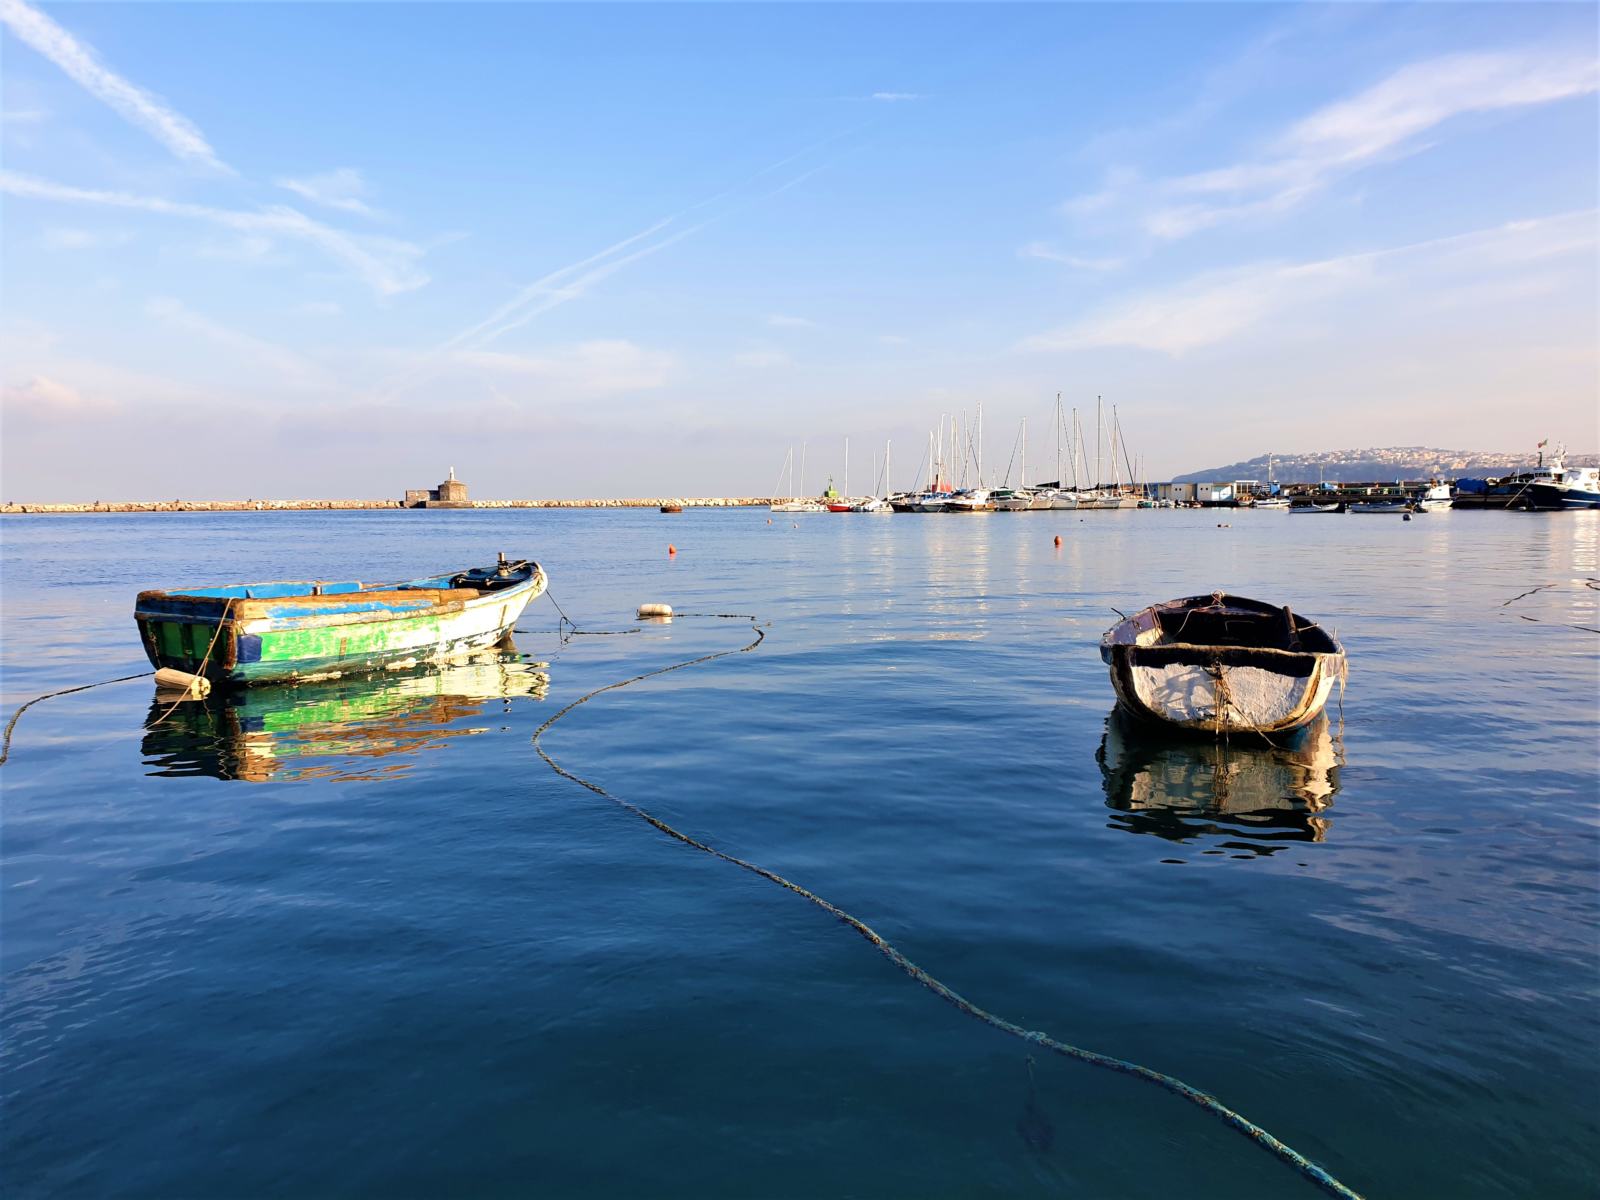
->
[[2, 508, 1597, 1198]]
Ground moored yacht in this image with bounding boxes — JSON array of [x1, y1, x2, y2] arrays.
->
[[1413, 482, 1452, 511], [944, 488, 993, 512], [1522, 450, 1600, 511]]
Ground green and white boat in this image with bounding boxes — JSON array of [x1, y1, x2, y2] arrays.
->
[[135, 555, 546, 686]]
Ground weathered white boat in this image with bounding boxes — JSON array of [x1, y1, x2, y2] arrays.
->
[[1290, 502, 1345, 514], [1100, 594, 1346, 737], [1348, 498, 1412, 514]]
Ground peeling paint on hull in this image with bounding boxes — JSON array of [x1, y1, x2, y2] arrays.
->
[[135, 563, 546, 686]]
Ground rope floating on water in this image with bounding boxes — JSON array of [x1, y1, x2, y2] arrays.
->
[[531, 613, 1367, 1200], [0, 672, 154, 767]]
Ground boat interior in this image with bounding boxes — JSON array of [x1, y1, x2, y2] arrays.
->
[[1151, 599, 1339, 654]]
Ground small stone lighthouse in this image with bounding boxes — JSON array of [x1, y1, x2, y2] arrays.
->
[[437, 466, 469, 504], [403, 467, 471, 508]]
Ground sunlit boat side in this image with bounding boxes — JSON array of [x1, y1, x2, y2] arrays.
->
[[135, 555, 546, 686], [1099, 593, 1347, 738]]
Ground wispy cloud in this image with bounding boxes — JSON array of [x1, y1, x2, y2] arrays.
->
[[1023, 210, 1596, 355], [1070, 48, 1599, 242], [0, 374, 115, 422], [766, 313, 816, 329], [429, 155, 831, 363], [40, 226, 129, 251], [448, 341, 676, 394], [276, 168, 380, 218], [145, 297, 332, 388], [1019, 242, 1124, 272], [476, 221, 711, 350], [0, 0, 230, 172], [871, 92, 925, 103], [733, 348, 792, 369], [0, 170, 427, 295], [1153, 49, 1600, 237]]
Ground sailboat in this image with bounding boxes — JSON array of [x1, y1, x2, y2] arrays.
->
[[1031, 398, 1064, 508], [990, 418, 1034, 511], [914, 422, 958, 511], [944, 405, 993, 511], [851, 440, 894, 511], [770, 443, 827, 512], [827, 439, 855, 511]]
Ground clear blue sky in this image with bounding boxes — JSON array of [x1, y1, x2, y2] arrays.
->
[[3, 2, 1596, 499]]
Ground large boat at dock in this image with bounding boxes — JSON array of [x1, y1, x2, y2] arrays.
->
[[1522, 451, 1600, 511]]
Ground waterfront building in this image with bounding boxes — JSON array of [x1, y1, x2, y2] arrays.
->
[[404, 468, 471, 508]]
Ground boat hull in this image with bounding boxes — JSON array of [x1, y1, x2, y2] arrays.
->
[[136, 564, 546, 686], [1524, 483, 1600, 510], [1103, 645, 1343, 736], [1349, 501, 1411, 514], [1099, 594, 1346, 737]]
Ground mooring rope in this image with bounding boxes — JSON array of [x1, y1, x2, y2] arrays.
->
[[531, 613, 1366, 1200], [0, 671, 154, 767]]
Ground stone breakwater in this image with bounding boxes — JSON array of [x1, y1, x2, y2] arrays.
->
[[2, 498, 774, 514]]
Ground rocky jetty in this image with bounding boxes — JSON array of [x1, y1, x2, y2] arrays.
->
[[2, 498, 775, 514]]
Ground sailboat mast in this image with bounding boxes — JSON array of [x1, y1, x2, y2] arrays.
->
[[1095, 397, 1103, 491], [844, 437, 849, 497], [1072, 408, 1084, 491], [1114, 404, 1135, 490], [800, 440, 807, 499], [1054, 393, 1062, 489]]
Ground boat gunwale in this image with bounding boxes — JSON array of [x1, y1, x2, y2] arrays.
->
[[136, 564, 545, 624]]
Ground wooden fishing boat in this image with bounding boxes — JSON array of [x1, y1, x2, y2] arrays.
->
[[135, 554, 546, 686], [1100, 593, 1346, 737], [659, 504, 683, 513]]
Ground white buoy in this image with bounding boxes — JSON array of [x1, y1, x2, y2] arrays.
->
[[637, 603, 673, 619], [153, 667, 211, 698]]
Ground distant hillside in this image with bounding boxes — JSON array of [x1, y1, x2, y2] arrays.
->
[[1173, 447, 1599, 484]]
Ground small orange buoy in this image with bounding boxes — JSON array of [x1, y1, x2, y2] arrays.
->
[[1053, 535, 1062, 546], [667, 544, 677, 556]]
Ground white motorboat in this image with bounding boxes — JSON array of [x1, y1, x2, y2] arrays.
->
[[944, 488, 993, 512]]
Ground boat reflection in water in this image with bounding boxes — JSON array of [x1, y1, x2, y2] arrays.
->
[[1097, 708, 1342, 856], [142, 650, 549, 782]]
